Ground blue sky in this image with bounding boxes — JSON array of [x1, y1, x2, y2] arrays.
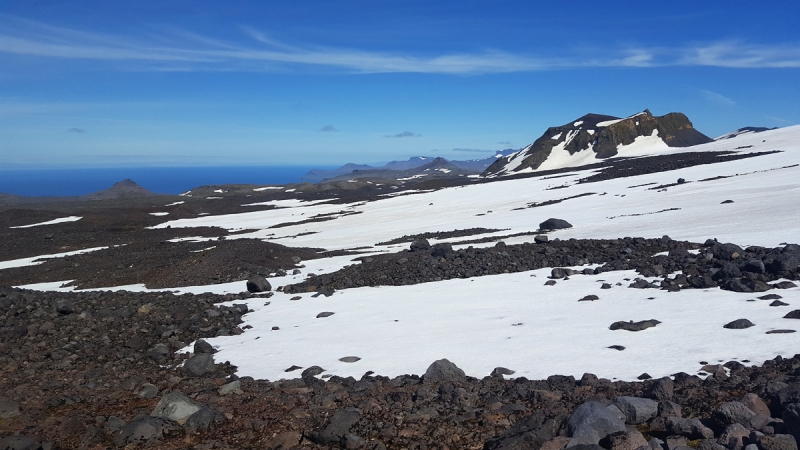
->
[[1, 0, 799, 168]]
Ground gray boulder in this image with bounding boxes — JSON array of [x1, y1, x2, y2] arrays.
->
[[567, 401, 627, 445], [184, 353, 216, 377], [410, 239, 431, 251], [184, 407, 225, 433], [0, 399, 21, 419], [751, 433, 798, 450], [717, 423, 750, 450], [54, 299, 76, 315], [648, 377, 675, 400], [613, 396, 658, 424], [601, 430, 648, 450], [540, 218, 573, 230], [423, 359, 466, 384], [309, 408, 360, 445], [715, 401, 756, 426], [246, 275, 271, 293], [151, 391, 202, 424], [484, 410, 565, 450], [114, 417, 183, 447], [741, 393, 771, 416], [666, 417, 715, 439], [0, 436, 41, 450], [658, 401, 682, 418]]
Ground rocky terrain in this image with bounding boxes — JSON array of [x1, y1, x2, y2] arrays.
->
[[1, 283, 800, 449], [285, 235, 799, 296]]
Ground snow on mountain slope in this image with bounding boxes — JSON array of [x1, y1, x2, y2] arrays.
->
[[24, 125, 799, 383], [151, 125, 800, 252]]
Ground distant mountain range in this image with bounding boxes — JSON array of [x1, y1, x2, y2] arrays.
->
[[300, 150, 517, 183], [484, 110, 714, 177]]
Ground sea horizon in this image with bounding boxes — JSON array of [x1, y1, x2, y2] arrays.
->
[[0, 165, 335, 197]]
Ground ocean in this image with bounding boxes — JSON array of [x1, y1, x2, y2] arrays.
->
[[0, 166, 331, 197]]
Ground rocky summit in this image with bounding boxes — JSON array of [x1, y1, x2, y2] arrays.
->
[[484, 110, 713, 177]]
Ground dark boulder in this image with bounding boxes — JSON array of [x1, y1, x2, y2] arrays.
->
[[567, 401, 627, 445], [539, 218, 573, 231], [609, 320, 661, 332], [724, 319, 755, 329], [423, 358, 466, 384], [410, 239, 431, 252], [114, 417, 183, 447], [246, 276, 271, 293], [784, 310, 800, 319]]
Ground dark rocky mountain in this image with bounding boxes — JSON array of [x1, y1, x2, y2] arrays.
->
[[715, 126, 779, 140], [83, 178, 157, 200], [484, 110, 713, 177], [300, 163, 373, 183]]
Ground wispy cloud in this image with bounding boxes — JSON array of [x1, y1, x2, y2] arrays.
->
[[497, 141, 512, 145], [67, 127, 85, 133], [701, 89, 736, 107], [385, 131, 419, 138], [2, 18, 799, 74], [319, 125, 338, 132]]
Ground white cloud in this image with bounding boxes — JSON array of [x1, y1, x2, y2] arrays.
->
[[700, 89, 736, 107], [2, 19, 799, 74]]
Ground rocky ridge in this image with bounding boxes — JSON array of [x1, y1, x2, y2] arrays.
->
[[284, 236, 799, 295], [484, 110, 713, 177]]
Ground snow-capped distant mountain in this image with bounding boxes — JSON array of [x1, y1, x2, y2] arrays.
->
[[484, 110, 713, 177], [715, 126, 778, 140]]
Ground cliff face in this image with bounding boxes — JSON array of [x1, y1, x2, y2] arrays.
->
[[484, 110, 713, 177]]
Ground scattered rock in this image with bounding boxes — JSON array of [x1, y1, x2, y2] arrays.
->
[[608, 345, 626, 351], [771, 300, 789, 306], [609, 320, 661, 331], [784, 310, 800, 319], [767, 329, 796, 334], [339, 356, 361, 363], [579, 295, 600, 301], [316, 311, 335, 318], [724, 319, 755, 329]]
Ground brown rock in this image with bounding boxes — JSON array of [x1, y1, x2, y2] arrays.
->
[[740, 393, 771, 417]]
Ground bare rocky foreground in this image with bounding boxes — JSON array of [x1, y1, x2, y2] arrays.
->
[[1, 284, 800, 450]]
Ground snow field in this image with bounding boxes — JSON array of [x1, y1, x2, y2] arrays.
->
[[207, 267, 799, 382]]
